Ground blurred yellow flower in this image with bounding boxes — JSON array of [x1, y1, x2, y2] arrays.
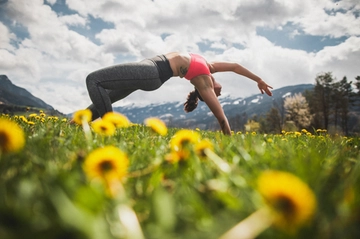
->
[[170, 129, 200, 151], [103, 112, 130, 128], [84, 146, 129, 182], [257, 170, 317, 232], [19, 116, 28, 123], [28, 113, 37, 118], [144, 117, 167, 136], [0, 118, 25, 154], [195, 139, 214, 158], [91, 119, 116, 136], [165, 149, 190, 163], [73, 109, 92, 125]]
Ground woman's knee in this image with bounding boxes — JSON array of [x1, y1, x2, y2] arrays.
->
[[86, 72, 98, 88]]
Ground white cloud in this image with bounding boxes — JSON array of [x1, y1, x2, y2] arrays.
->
[[1, 0, 359, 115], [46, 0, 57, 5], [58, 14, 87, 27], [0, 22, 16, 51]]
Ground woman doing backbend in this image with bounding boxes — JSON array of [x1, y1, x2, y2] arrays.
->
[[84, 52, 273, 135]]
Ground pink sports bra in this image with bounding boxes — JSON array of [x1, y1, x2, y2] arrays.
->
[[184, 53, 211, 80]]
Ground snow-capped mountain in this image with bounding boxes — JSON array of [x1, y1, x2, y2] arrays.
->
[[114, 84, 314, 130]]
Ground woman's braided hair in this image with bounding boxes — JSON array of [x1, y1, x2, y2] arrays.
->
[[184, 88, 203, 113]]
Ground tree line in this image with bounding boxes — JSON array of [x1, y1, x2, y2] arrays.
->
[[228, 72, 360, 136]]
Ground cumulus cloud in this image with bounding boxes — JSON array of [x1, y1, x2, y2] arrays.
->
[[1, 0, 359, 114], [0, 22, 16, 51]]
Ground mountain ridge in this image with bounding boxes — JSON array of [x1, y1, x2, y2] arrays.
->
[[113, 83, 314, 130], [0, 74, 314, 130], [0, 75, 54, 109]]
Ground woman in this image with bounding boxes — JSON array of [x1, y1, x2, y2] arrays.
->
[[84, 52, 273, 135]]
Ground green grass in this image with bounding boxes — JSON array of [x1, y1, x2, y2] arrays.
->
[[1, 114, 359, 239]]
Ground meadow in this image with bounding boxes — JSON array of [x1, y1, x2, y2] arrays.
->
[[0, 110, 359, 239]]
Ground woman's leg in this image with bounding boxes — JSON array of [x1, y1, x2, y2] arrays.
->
[[86, 59, 162, 119]]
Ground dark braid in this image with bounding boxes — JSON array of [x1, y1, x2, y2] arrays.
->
[[184, 89, 203, 113]]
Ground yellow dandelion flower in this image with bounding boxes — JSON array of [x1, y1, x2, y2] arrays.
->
[[19, 116, 28, 123], [195, 139, 214, 158], [72, 109, 92, 125], [61, 118, 67, 123], [170, 129, 200, 151], [83, 146, 129, 181], [28, 113, 37, 118], [144, 117, 168, 136], [91, 119, 116, 136], [103, 112, 130, 128], [40, 113, 46, 117], [0, 118, 25, 154], [27, 121, 35, 125], [294, 131, 301, 136], [165, 149, 190, 163], [257, 170, 317, 232]]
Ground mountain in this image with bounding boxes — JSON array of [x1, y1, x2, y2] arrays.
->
[[113, 84, 314, 130], [0, 75, 65, 116], [0, 75, 54, 109]]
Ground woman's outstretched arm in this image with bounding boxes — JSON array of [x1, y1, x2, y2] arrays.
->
[[208, 61, 273, 96]]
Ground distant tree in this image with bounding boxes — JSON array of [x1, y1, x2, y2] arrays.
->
[[312, 72, 335, 129], [284, 93, 312, 130], [229, 112, 248, 132], [261, 107, 282, 134], [244, 119, 260, 132], [355, 76, 360, 95], [338, 77, 354, 135], [272, 98, 286, 128]]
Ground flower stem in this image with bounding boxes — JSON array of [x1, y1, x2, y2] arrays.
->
[[219, 208, 273, 239]]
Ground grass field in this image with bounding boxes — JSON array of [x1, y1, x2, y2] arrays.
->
[[0, 111, 359, 239]]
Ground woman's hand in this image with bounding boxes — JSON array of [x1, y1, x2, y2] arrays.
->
[[257, 80, 273, 96]]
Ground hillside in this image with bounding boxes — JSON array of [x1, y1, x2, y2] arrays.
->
[[0, 74, 315, 129], [0, 75, 64, 116], [113, 84, 315, 130]]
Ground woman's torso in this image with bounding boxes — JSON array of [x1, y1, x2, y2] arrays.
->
[[164, 52, 192, 78]]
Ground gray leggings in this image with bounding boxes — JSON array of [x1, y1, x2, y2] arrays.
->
[[86, 55, 172, 120]]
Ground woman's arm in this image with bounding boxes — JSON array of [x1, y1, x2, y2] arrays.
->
[[208, 62, 273, 96], [191, 76, 231, 135]]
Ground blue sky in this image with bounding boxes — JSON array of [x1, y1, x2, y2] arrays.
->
[[0, 0, 359, 114]]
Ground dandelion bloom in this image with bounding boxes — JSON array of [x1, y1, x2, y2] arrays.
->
[[144, 117, 168, 136], [91, 120, 116, 136], [165, 149, 190, 163], [72, 109, 92, 125], [0, 118, 25, 154], [170, 129, 200, 151], [195, 139, 214, 158], [103, 112, 130, 128], [84, 146, 129, 182], [257, 170, 317, 232]]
